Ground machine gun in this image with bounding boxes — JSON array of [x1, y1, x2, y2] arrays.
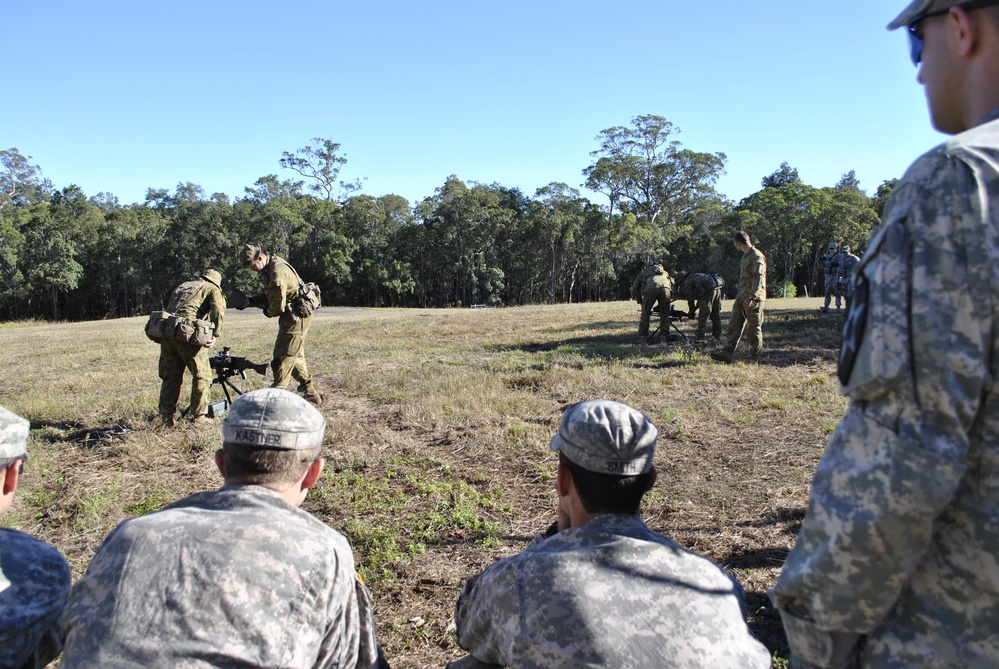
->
[[206, 347, 269, 414], [648, 306, 691, 344]]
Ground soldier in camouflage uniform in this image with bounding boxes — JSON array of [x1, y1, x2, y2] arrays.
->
[[772, 3, 999, 668], [60, 388, 388, 668], [239, 244, 322, 406], [836, 244, 861, 313], [819, 242, 844, 313], [711, 231, 766, 363], [631, 263, 672, 338], [675, 271, 726, 341], [158, 269, 225, 426], [452, 400, 770, 669], [0, 405, 72, 669]]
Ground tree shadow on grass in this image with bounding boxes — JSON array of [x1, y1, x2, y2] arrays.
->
[[502, 306, 842, 370]]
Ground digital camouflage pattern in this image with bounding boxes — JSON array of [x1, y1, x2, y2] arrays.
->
[[773, 107, 999, 668], [60, 484, 381, 669], [0, 404, 29, 460], [548, 400, 657, 476], [0, 529, 72, 669], [676, 273, 724, 340], [253, 255, 319, 401], [821, 248, 844, 311], [158, 275, 226, 420], [635, 265, 672, 337], [837, 250, 861, 301], [454, 514, 770, 669], [720, 245, 766, 357], [222, 387, 326, 450]]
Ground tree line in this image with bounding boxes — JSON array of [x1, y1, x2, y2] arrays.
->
[[0, 115, 894, 322]]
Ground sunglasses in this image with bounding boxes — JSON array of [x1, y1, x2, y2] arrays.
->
[[907, 0, 999, 65]]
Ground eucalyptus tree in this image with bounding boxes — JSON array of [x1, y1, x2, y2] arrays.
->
[[414, 176, 518, 307], [582, 114, 727, 243], [342, 194, 415, 306], [0, 148, 52, 210], [279, 138, 362, 202], [19, 185, 102, 319]]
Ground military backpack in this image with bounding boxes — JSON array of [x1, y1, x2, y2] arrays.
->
[[145, 311, 215, 347]]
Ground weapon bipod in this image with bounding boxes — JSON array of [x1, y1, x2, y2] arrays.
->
[[180, 368, 247, 419], [648, 316, 690, 344]]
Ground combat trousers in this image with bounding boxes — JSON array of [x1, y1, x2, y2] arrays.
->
[[694, 289, 723, 340], [272, 312, 315, 393], [158, 339, 211, 418], [639, 286, 669, 337], [722, 299, 764, 356], [822, 274, 841, 309]]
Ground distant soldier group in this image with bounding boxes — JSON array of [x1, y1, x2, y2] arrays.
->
[[819, 242, 861, 314], [633, 231, 767, 363], [147, 243, 324, 427]]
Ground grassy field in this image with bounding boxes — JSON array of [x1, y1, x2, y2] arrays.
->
[[0, 298, 847, 668]]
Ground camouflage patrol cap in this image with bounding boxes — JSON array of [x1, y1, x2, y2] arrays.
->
[[238, 244, 262, 268], [842, 244, 852, 252], [828, 242, 839, 250], [222, 388, 325, 450], [549, 400, 658, 476], [200, 269, 222, 288], [887, 0, 935, 30], [0, 405, 30, 461]]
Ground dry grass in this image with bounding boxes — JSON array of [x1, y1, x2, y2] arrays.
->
[[0, 298, 847, 668]]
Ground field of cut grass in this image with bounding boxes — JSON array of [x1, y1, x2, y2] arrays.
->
[[0, 297, 848, 668]]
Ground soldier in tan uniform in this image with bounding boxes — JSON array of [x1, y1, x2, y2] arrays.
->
[[674, 271, 725, 341], [631, 264, 672, 339], [238, 244, 322, 406], [158, 269, 225, 425], [711, 231, 766, 363]]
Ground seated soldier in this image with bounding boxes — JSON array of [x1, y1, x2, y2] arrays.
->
[[0, 405, 72, 669], [451, 400, 770, 669], [60, 388, 389, 668]]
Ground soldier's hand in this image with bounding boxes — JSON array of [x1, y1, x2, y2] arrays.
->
[[205, 336, 217, 349]]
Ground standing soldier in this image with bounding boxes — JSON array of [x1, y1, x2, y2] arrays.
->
[[773, 2, 999, 667], [711, 231, 766, 363], [158, 269, 225, 426], [675, 271, 726, 341], [237, 244, 322, 407], [837, 244, 861, 313], [632, 264, 672, 339], [819, 242, 844, 313]]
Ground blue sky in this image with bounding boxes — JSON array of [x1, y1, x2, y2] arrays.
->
[[3, 1, 942, 208]]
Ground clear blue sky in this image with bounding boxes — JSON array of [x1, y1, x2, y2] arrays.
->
[[3, 1, 942, 208]]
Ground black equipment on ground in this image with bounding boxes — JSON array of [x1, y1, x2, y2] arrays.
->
[[648, 307, 691, 344], [209, 346, 269, 407]]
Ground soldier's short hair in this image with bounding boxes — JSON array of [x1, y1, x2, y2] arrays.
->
[[222, 443, 321, 486], [559, 452, 653, 515], [734, 230, 752, 246]]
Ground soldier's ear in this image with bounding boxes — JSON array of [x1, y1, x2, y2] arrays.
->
[[214, 449, 226, 478], [302, 457, 324, 490], [2, 459, 21, 496]]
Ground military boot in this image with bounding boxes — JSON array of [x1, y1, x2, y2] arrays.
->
[[710, 350, 735, 364], [302, 384, 323, 407]]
